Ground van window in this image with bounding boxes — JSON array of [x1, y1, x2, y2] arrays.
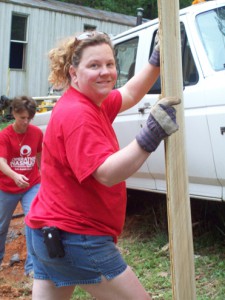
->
[[114, 37, 138, 88], [181, 23, 199, 86], [196, 6, 225, 71], [114, 24, 198, 93], [149, 23, 198, 94]]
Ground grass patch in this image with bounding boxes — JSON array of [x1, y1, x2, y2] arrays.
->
[[72, 191, 225, 299], [0, 120, 13, 130]]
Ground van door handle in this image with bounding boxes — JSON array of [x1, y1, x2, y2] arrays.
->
[[220, 127, 225, 135], [138, 103, 151, 114]]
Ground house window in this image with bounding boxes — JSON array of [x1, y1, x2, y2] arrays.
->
[[9, 14, 28, 70], [84, 24, 96, 31]]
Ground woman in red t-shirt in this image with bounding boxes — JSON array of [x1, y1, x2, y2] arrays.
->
[[25, 32, 179, 299], [0, 96, 43, 276]]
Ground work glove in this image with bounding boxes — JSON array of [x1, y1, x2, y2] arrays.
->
[[149, 30, 160, 67], [136, 97, 180, 153]]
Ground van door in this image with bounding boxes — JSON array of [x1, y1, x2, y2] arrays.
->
[[144, 20, 223, 200], [194, 6, 225, 200], [113, 17, 223, 200], [206, 83, 225, 201], [113, 29, 157, 191]]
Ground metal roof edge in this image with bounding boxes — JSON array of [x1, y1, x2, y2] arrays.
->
[[0, 0, 137, 26]]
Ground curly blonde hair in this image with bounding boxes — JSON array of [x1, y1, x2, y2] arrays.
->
[[48, 36, 75, 91], [48, 32, 114, 91]]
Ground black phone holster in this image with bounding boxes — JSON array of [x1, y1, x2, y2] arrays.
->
[[42, 226, 65, 258]]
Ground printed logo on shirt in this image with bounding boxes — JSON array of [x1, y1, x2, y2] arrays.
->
[[10, 145, 36, 171]]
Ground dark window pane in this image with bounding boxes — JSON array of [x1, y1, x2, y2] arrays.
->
[[148, 31, 161, 94], [181, 23, 199, 86], [84, 24, 96, 31], [149, 23, 198, 94], [9, 42, 24, 69], [11, 15, 27, 41]]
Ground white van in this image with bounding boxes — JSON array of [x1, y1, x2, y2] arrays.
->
[[32, 0, 225, 201]]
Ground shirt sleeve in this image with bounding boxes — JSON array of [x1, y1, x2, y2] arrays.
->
[[0, 130, 9, 158]]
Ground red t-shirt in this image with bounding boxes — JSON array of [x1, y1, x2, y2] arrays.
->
[[0, 124, 43, 193], [26, 87, 127, 241]]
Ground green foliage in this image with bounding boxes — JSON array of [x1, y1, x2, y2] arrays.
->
[[55, 0, 194, 19], [0, 121, 12, 130]]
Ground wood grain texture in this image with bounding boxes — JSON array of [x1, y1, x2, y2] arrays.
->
[[157, 1, 196, 299]]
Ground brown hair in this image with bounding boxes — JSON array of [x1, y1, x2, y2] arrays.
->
[[12, 96, 37, 119], [48, 32, 115, 91]]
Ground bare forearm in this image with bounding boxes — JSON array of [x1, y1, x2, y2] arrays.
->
[[93, 140, 150, 186], [125, 64, 159, 97], [0, 157, 17, 180], [0, 157, 29, 187], [119, 64, 160, 112]]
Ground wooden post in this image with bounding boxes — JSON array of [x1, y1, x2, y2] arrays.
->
[[157, 1, 196, 299]]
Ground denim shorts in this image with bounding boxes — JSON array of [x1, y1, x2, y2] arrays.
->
[[26, 226, 127, 287]]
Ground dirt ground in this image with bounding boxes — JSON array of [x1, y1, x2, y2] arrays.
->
[[0, 203, 32, 300]]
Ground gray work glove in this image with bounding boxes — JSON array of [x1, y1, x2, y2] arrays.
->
[[149, 30, 160, 67], [136, 97, 181, 153]]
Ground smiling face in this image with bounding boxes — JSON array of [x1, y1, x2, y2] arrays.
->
[[70, 43, 117, 105]]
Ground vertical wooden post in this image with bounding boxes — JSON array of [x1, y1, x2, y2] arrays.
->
[[157, 1, 196, 299]]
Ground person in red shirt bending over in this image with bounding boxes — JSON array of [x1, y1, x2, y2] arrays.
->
[[0, 96, 43, 276], [25, 32, 180, 300]]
